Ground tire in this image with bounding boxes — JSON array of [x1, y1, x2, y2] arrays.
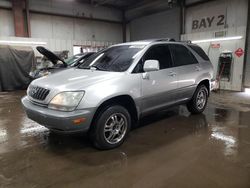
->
[[187, 85, 208, 114], [90, 105, 131, 150]]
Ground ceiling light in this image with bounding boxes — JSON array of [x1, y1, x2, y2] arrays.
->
[[192, 36, 243, 44]]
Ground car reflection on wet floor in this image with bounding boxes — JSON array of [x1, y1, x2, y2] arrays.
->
[[0, 91, 250, 188]]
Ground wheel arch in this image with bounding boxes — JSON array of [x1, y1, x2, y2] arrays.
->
[[90, 95, 139, 129], [198, 79, 210, 96]]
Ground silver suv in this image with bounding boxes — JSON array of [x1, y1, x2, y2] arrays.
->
[[22, 39, 213, 149]]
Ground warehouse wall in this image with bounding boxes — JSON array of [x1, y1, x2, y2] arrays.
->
[[30, 13, 122, 42], [0, 10, 122, 55], [182, 0, 248, 91], [0, 0, 123, 55], [0, 9, 14, 36], [129, 8, 181, 41]]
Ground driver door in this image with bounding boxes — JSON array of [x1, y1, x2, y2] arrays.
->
[[140, 44, 178, 115]]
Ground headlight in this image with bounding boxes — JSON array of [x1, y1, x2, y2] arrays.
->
[[48, 91, 84, 111]]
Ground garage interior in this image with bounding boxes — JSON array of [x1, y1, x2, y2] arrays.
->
[[0, 0, 250, 187]]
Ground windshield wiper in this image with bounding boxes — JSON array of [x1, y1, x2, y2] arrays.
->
[[78, 65, 107, 71], [78, 66, 90, 70]]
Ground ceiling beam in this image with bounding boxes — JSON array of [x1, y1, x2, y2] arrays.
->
[[91, 0, 124, 10], [126, 0, 154, 10], [29, 9, 122, 24], [125, 0, 179, 21], [185, 0, 216, 8], [94, 0, 113, 6]]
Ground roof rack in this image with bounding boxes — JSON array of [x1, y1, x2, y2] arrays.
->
[[153, 38, 176, 42], [181, 40, 192, 44]]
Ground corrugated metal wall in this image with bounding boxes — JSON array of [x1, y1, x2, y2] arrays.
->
[[0, 9, 15, 36], [0, 0, 123, 55], [129, 8, 181, 41], [30, 13, 122, 43], [0, 11, 122, 56]]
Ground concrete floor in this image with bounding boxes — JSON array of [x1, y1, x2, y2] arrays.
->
[[0, 91, 250, 188]]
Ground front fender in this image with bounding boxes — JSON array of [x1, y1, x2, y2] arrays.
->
[[77, 74, 142, 110]]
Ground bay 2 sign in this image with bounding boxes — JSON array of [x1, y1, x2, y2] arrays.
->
[[192, 15, 225, 31], [191, 6, 226, 32]]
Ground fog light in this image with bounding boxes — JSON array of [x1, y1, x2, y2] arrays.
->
[[73, 118, 86, 125]]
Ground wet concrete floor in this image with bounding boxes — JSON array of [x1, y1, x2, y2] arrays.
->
[[0, 91, 250, 188]]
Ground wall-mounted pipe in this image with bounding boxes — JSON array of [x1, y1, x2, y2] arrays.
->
[[122, 10, 126, 42], [25, 0, 31, 37], [180, 0, 186, 35], [242, 0, 250, 88], [11, 0, 27, 37]]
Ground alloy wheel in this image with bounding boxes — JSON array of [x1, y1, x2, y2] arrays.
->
[[103, 113, 128, 144]]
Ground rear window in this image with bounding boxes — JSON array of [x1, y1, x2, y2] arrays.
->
[[188, 45, 210, 61]]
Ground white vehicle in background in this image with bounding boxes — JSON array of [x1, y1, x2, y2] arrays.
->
[[30, 46, 94, 79]]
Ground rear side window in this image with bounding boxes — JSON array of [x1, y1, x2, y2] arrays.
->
[[170, 44, 198, 67], [188, 45, 210, 61]]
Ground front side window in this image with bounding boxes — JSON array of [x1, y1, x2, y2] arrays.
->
[[133, 45, 173, 73], [144, 45, 173, 69], [170, 44, 198, 67], [78, 45, 144, 72]]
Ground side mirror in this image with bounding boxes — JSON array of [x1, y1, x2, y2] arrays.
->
[[143, 60, 160, 72]]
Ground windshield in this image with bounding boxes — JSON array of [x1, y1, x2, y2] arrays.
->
[[65, 54, 82, 65], [78, 45, 144, 72]]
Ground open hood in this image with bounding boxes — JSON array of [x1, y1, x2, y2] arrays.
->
[[36, 46, 67, 67]]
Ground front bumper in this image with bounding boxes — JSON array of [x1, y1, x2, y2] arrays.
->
[[211, 79, 219, 91], [21, 96, 95, 133]]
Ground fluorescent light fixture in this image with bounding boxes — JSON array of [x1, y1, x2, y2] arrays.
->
[[245, 88, 250, 94], [192, 36, 243, 44], [0, 40, 47, 45]]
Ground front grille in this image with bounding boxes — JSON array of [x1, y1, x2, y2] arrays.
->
[[28, 86, 50, 101]]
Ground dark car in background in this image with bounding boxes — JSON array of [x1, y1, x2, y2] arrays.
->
[[30, 46, 94, 79]]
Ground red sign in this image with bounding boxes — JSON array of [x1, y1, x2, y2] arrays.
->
[[211, 43, 220, 48], [235, 48, 244, 57]]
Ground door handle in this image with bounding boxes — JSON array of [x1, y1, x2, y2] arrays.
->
[[168, 71, 177, 77], [195, 66, 201, 71]]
